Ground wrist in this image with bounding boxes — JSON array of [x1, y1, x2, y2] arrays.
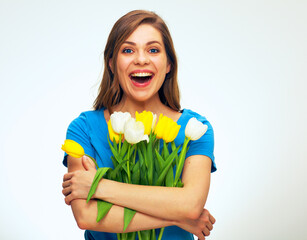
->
[[92, 178, 105, 199], [93, 178, 112, 200]]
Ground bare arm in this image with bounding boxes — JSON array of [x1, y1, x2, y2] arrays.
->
[[66, 156, 174, 232], [97, 155, 211, 221], [64, 154, 212, 221]]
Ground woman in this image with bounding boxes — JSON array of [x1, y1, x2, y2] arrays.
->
[[62, 10, 217, 240]]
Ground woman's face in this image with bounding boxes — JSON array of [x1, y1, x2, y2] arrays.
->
[[114, 24, 170, 103]]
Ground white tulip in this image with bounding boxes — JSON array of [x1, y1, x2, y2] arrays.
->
[[185, 117, 208, 141], [110, 112, 131, 134], [124, 118, 149, 144]]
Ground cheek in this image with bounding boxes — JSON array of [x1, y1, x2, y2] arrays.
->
[[117, 57, 131, 71]]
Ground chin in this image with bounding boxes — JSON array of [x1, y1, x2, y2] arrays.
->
[[130, 93, 156, 103]]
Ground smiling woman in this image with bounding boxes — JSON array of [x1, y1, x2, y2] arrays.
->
[[94, 10, 180, 114], [62, 10, 216, 240], [115, 24, 170, 105]]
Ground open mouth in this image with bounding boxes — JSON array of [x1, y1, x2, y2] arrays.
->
[[129, 72, 154, 84]]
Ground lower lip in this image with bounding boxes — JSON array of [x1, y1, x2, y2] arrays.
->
[[130, 77, 153, 88]]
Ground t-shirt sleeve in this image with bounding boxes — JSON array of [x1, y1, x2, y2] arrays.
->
[[185, 120, 216, 173], [63, 113, 95, 167]]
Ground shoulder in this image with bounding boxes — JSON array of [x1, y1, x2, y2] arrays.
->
[[67, 108, 106, 134], [70, 108, 105, 125], [180, 109, 213, 129], [176, 108, 214, 144]]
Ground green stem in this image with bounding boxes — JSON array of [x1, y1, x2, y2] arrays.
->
[[117, 233, 121, 240], [133, 144, 137, 165], [85, 154, 98, 169], [121, 233, 127, 240], [137, 231, 142, 240], [127, 145, 131, 183], [174, 137, 190, 187], [157, 227, 165, 240], [119, 134, 122, 152]]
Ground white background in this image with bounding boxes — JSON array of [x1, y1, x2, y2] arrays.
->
[[1, 0, 306, 239]]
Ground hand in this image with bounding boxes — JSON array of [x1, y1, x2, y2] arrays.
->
[[176, 208, 216, 240], [62, 156, 97, 205]]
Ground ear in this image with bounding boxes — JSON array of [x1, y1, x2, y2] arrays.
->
[[166, 62, 171, 74], [109, 59, 113, 73]]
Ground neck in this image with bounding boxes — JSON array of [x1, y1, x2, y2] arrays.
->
[[113, 94, 170, 118]]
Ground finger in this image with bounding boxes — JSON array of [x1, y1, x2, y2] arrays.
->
[[65, 196, 72, 205], [62, 180, 71, 188], [209, 214, 216, 224], [82, 156, 96, 171], [197, 233, 205, 240], [63, 172, 73, 181], [206, 221, 213, 231], [202, 228, 210, 237], [65, 192, 76, 205], [62, 186, 71, 197], [87, 156, 96, 168]]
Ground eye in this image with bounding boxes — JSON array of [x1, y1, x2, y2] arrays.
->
[[149, 48, 159, 53], [122, 48, 133, 54]]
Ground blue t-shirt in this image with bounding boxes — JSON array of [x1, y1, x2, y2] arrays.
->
[[63, 108, 216, 240]]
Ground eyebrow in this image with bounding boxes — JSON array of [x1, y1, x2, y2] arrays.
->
[[123, 40, 162, 46]]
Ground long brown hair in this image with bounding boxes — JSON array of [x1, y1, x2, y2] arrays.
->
[[93, 10, 180, 113]]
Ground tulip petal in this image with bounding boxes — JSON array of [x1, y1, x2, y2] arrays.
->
[[185, 117, 208, 140], [61, 139, 85, 158]]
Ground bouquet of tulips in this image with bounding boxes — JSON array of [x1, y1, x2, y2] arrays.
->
[[62, 110, 208, 240]]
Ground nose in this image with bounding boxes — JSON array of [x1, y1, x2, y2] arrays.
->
[[134, 51, 149, 65]]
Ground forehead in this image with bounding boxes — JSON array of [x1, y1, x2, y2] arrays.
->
[[125, 24, 163, 44]]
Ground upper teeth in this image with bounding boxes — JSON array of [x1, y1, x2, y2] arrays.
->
[[131, 72, 153, 77]]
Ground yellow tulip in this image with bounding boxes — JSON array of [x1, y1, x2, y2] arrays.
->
[[154, 114, 181, 143], [61, 139, 85, 158], [135, 111, 157, 135], [108, 120, 120, 143]]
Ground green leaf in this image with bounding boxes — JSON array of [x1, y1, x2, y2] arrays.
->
[[120, 140, 129, 158], [131, 145, 136, 159], [127, 231, 136, 240], [105, 169, 112, 179], [110, 160, 129, 180], [113, 136, 118, 152], [107, 137, 121, 163], [155, 146, 179, 186], [140, 230, 151, 240], [146, 140, 154, 185], [137, 148, 145, 167], [87, 167, 111, 202], [153, 169, 158, 185], [96, 200, 113, 222], [162, 141, 169, 159], [121, 233, 127, 240], [165, 166, 174, 187], [176, 178, 184, 188], [154, 149, 164, 173], [111, 156, 118, 168], [123, 208, 137, 232], [171, 141, 179, 166], [141, 172, 148, 185], [131, 161, 140, 184]]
